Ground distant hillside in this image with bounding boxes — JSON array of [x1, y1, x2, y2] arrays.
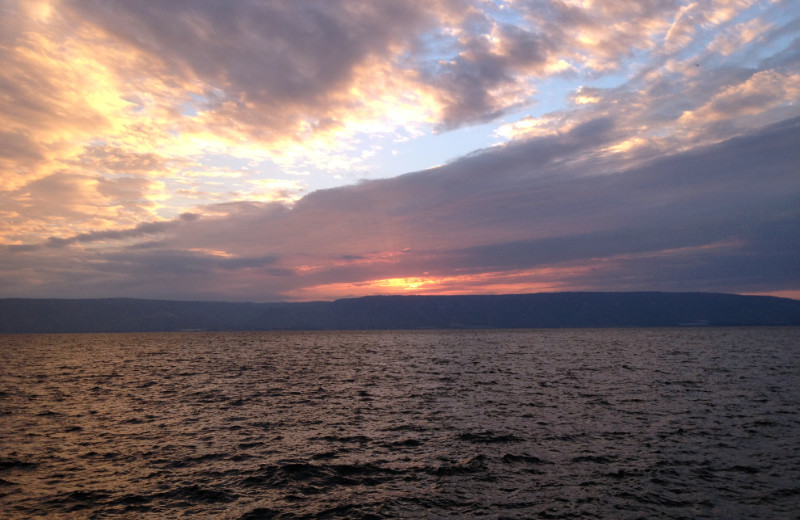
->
[[1, 292, 799, 333]]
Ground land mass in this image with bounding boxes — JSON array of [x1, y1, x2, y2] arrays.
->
[[1, 292, 799, 333]]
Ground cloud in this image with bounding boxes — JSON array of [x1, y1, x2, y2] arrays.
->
[[72, 145, 168, 175], [418, 20, 548, 128], [1, 1, 798, 300], [45, 213, 199, 249], [270, 118, 800, 299], [679, 70, 800, 126], [0, 172, 169, 245], [64, 0, 442, 139], [4, 116, 797, 300], [60, 0, 684, 139]]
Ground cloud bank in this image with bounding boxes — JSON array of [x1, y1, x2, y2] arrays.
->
[[3, 117, 797, 300]]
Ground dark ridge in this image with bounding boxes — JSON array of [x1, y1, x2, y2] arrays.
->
[[0, 292, 798, 333]]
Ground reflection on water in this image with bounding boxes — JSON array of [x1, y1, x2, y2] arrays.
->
[[1, 328, 798, 518]]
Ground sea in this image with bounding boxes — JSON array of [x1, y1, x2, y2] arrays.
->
[[1, 327, 798, 519]]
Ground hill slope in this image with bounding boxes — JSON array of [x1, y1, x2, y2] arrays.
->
[[1, 292, 798, 333]]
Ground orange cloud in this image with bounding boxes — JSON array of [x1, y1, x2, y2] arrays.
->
[[283, 264, 600, 301], [679, 70, 800, 131]]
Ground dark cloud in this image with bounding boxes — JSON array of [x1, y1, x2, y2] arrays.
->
[[100, 248, 280, 275], [293, 116, 619, 222], [11, 115, 789, 300], [0, 243, 288, 301], [26, 213, 198, 250], [420, 22, 550, 128], [63, 0, 566, 133], [53, 222, 169, 247], [67, 0, 438, 133], [301, 116, 797, 292], [218, 255, 280, 271]]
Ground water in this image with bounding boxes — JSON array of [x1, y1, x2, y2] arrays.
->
[[1, 328, 798, 519]]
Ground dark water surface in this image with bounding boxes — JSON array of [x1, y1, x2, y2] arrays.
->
[[1, 328, 798, 519]]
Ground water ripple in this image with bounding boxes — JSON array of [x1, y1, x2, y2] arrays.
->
[[1, 328, 798, 518]]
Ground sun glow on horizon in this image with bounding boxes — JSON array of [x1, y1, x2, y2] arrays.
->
[[282, 264, 605, 301]]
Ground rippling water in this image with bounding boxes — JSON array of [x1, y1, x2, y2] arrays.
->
[[1, 328, 798, 519]]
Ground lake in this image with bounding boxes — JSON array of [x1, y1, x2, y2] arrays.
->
[[1, 328, 798, 518]]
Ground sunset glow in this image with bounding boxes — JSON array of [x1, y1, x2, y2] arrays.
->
[[1, 0, 798, 301]]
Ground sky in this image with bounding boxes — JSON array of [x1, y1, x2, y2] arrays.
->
[[1, 0, 799, 302]]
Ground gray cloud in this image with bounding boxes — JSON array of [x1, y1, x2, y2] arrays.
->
[[419, 22, 551, 128], [46, 213, 199, 248], [62, 0, 569, 132], [66, 0, 440, 133], [7, 115, 792, 300], [3, 213, 199, 252], [289, 116, 798, 293], [2, 1, 798, 300]]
